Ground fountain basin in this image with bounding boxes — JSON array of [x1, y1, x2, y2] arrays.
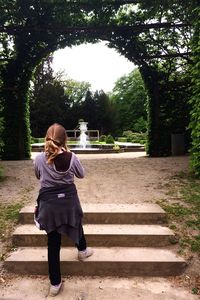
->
[[31, 143, 145, 153]]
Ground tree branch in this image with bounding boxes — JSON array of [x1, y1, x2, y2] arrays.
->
[[135, 52, 191, 60], [0, 22, 191, 35]]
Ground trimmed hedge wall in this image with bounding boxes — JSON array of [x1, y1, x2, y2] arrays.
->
[[189, 7, 200, 176]]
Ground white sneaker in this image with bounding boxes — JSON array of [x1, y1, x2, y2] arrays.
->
[[49, 282, 62, 297], [78, 247, 94, 261]]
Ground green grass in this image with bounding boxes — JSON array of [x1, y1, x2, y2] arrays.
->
[[158, 171, 200, 254], [0, 165, 5, 182], [0, 202, 23, 244]]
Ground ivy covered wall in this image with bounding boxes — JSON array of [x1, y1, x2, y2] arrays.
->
[[140, 65, 191, 157], [189, 6, 200, 176]]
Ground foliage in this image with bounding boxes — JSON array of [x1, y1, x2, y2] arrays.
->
[[0, 202, 23, 242], [31, 137, 44, 144], [158, 171, 200, 255], [0, 0, 197, 159], [64, 79, 91, 106], [113, 144, 120, 151], [189, 6, 200, 176], [99, 135, 106, 142], [122, 130, 146, 144], [0, 165, 5, 182], [109, 1, 195, 156], [0, 0, 122, 159], [110, 68, 147, 135], [118, 137, 127, 143], [30, 55, 117, 136], [0, 116, 4, 157], [123, 130, 135, 142], [140, 64, 191, 156], [132, 116, 147, 133], [80, 90, 116, 135], [30, 56, 70, 137], [105, 134, 115, 144], [0, 76, 4, 157]]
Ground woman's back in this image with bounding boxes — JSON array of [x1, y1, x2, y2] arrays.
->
[[34, 151, 85, 188]]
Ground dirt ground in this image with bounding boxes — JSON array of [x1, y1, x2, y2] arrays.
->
[[0, 152, 199, 299]]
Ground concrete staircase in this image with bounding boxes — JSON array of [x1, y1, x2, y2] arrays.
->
[[4, 203, 187, 276]]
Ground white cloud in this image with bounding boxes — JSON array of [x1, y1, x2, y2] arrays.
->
[[52, 41, 135, 92]]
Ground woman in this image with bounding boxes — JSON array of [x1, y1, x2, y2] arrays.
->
[[34, 123, 93, 297]]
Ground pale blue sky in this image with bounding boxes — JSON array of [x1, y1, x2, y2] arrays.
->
[[53, 41, 135, 92]]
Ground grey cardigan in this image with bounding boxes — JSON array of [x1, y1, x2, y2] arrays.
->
[[34, 152, 85, 188]]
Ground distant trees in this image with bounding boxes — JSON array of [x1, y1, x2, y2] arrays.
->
[[30, 56, 69, 137], [30, 56, 116, 137], [110, 68, 148, 135], [30, 55, 149, 138], [81, 90, 116, 135]]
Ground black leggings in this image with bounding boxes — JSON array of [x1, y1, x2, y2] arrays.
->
[[47, 226, 87, 285]]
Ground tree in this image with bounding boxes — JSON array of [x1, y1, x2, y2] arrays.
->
[[30, 80, 70, 137], [110, 68, 147, 135], [30, 56, 92, 135], [63, 79, 91, 106], [80, 89, 116, 135]]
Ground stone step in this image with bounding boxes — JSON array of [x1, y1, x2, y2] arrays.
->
[[19, 203, 166, 225], [13, 224, 175, 247], [4, 247, 187, 276]]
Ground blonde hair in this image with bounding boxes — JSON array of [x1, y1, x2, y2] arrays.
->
[[45, 123, 68, 164]]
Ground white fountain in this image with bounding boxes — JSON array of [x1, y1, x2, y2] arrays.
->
[[79, 121, 89, 149]]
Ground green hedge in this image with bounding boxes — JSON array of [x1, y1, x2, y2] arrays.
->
[[31, 137, 45, 143], [105, 134, 115, 144], [0, 117, 4, 157], [118, 137, 127, 142], [122, 130, 146, 144], [99, 135, 106, 142], [0, 165, 5, 182], [189, 7, 200, 176]]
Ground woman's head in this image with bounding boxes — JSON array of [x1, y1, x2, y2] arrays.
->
[[45, 123, 67, 163]]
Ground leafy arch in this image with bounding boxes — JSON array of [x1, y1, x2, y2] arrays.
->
[[0, 1, 198, 164]]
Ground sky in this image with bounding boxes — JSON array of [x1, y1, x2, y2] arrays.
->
[[52, 41, 135, 92]]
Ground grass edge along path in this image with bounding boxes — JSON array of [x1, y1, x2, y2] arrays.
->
[[0, 202, 24, 261], [157, 171, 200, 295]]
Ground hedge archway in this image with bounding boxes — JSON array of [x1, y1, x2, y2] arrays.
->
[[0, 1, 198, 173]]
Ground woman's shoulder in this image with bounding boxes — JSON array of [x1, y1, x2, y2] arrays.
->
[[34, 152, 46, 164]]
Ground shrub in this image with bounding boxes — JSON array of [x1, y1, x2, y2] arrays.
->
[[113, 144, 120, 151], [118, 137, 127, 142], [122, 130, 147, 144], [132, 117, 147, 133], [99, 135, 106, 142], [122, 130, 133, 142], [31, 137, 44, 143], [106, 134, 115, 144], [131, 132, 147, 144]]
